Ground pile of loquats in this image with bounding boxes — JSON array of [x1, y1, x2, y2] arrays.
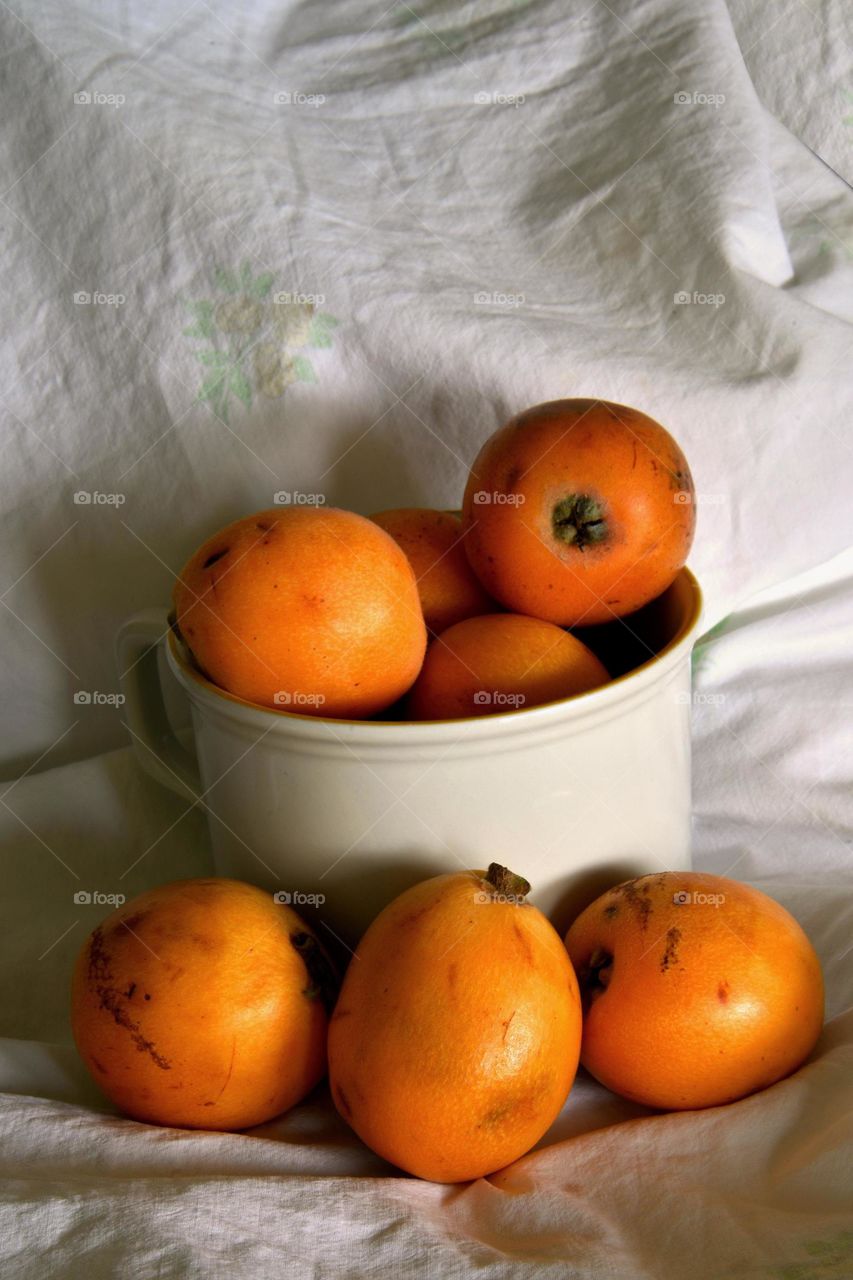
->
[[169, 397, 696, 721], [71, 399, 824, 1183]]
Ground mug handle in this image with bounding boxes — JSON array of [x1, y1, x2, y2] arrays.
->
[[116, 608, 202, 802]]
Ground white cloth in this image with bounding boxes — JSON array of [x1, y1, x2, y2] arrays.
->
[[1, 0, 852, 1275]]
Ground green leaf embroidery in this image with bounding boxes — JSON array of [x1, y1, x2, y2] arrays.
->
[[184, 301, 215, 339], [199, 371, 227, 400], [185, 270, 336, 409], [307, 322, 332, 348], [230, 367, 252, 406], [213, 266, 239, 294], [251, 273, 275, 299]]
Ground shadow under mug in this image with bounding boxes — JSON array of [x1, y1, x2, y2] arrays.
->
[[117, 568, 703, 945]]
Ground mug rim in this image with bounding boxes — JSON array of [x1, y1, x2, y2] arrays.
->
[[165, 566, 704, 739]]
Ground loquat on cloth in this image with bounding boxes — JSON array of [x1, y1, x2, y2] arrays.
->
[[1, 1, 852, 1276]]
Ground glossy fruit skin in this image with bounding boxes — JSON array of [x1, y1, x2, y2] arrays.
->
[[462, 399, 695, 626], [328, 869, 582, 1183], [565, 872, 824, 1111], [173, 507, 427, 718], [370, 508, 495, 636], [407, 612, 609, 720], [71, 878, 334, 1130]]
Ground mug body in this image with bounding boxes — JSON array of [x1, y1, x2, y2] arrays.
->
[[164, 569, 702, 942]]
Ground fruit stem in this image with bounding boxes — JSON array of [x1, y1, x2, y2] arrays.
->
[[485, 863, 531, 901], [552, 495, 608, 550]]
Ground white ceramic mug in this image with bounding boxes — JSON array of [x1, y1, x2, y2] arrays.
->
[[117, 569, 702, 945]]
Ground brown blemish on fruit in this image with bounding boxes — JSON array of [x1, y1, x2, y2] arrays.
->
[[90, 1056, 109, 1075], [256, 521, 271, 532], [119, 912, 147, 934], [398, 904, 431, 930], [479, 1100, 515, 1127], [505, 466, 522, 492], [211, 1037, 236, 1103], [334, 1084, 352, 1119], [660, 927, 681, 972], [669, 466, 694, 496], [87, 928, 171, 1070], [125, 982, 136, 999], [603, 903, 619, 920], [717, 982, 730, 1003], [512, 922, 534, 967], [447, 963, 458, 990], [479, 1081, 543, 1129], [203, 548, 228, 569], [190, 932, 215, 951], [501, 1011, 516, 1042], [615, 879, 653, 930]]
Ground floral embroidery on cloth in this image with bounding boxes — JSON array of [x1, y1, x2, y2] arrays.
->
[[183, 262, 338, 421]]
